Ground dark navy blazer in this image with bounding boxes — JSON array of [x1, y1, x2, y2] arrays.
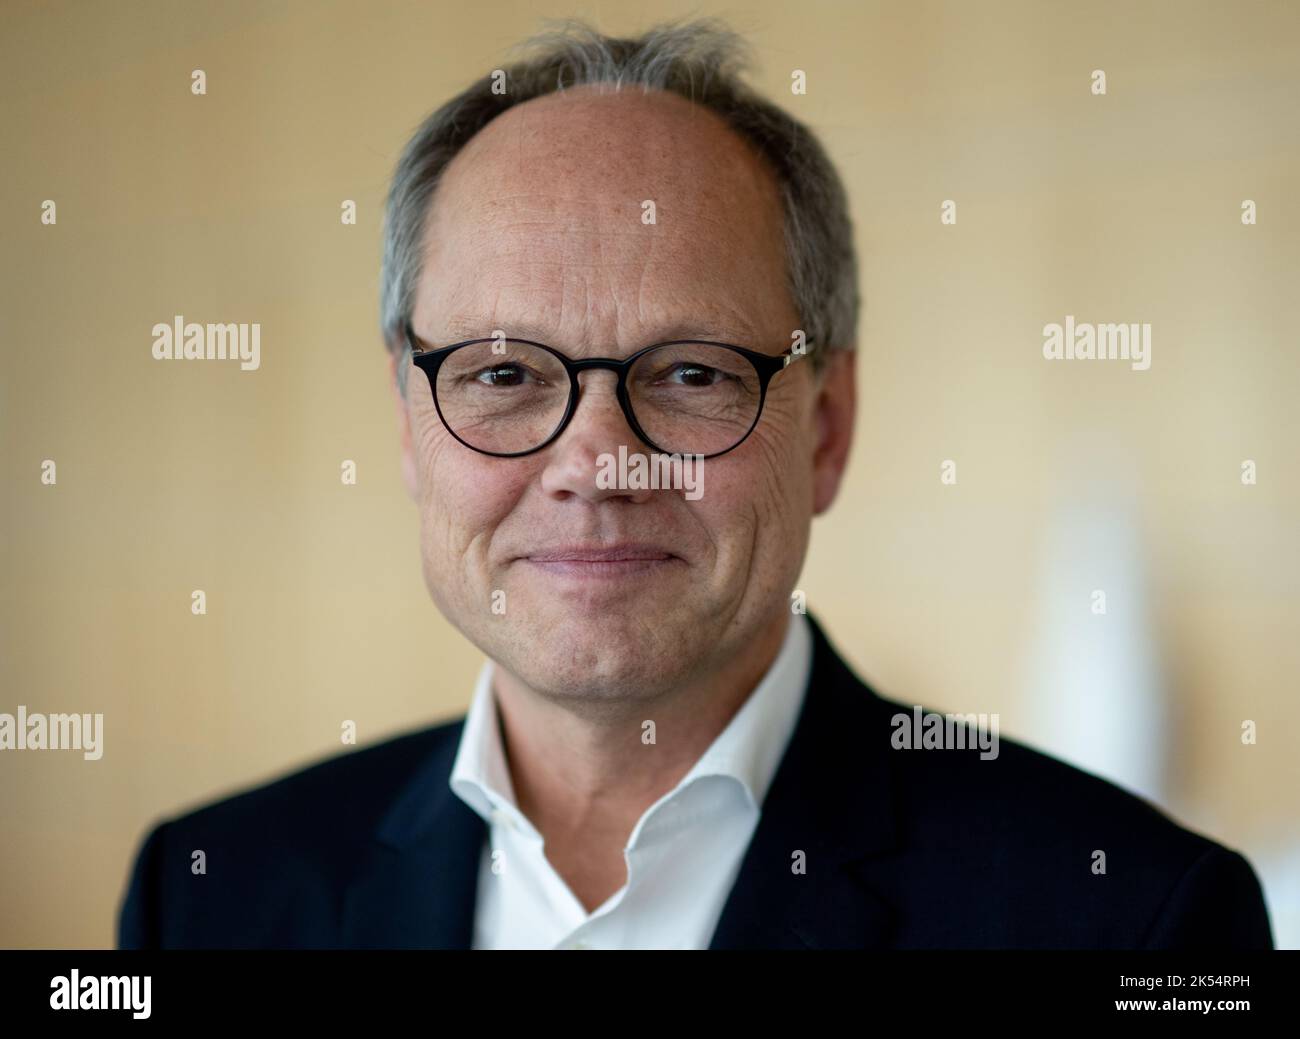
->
[[118, 613, 1274, 949]]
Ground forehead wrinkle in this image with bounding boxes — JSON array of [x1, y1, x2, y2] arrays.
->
[[437, 309, 768, 350], [460, 190, 710, 236], [427, 245, 776, 343], [454, 206, 762, 273]]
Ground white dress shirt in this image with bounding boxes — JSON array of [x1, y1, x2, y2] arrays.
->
[[448, 611, 814, 950]]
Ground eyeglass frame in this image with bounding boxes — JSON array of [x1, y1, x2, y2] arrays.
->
[[403, 321, 816, 460]]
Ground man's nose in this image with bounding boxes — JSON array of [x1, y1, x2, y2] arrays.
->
[[538, 370, 653, 502]]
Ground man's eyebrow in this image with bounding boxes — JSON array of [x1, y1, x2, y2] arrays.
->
[[435, 318, 766, 348]]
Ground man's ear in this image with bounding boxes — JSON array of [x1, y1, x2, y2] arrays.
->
[[388, 348, 419, 501], [811, 348, 857, 516]]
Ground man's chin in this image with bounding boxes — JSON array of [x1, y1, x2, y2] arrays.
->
[[491, 610, 707, 700]]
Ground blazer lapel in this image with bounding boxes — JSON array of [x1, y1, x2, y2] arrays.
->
[[339, 725, 487, 949], [710, 612, 901, 949]]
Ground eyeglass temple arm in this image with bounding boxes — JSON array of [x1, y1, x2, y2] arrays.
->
[[403, 323, 426, 356], [780, 337, 818, 367]]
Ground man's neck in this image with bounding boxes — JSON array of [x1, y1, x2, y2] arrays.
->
[[489, 609, 792, 909]]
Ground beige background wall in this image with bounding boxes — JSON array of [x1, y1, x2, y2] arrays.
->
[[2, 0, 1297, 947]]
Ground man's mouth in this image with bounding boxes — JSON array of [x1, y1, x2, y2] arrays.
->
[[519, 543, 683, 579]]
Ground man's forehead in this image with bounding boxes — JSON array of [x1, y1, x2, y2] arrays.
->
[[437, 312, 767, 348], [415, 87, 796, 345], [457, 84, 766, 176], [432, 86, 781, 229]]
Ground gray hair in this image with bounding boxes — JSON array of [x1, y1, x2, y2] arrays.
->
[[380, 17, 859, 388]]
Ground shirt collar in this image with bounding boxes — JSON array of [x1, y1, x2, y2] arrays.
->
[[449, 611, 814, 826]]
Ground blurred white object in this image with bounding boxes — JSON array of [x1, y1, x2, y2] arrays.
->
[[1021, 438, 1167, 804], [1253, 843, 1300, 950]]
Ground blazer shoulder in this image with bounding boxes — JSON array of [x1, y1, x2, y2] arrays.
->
[[158, 715, 465, 839], [865, 690, 1273, 948], [117, 715, 466, 948]]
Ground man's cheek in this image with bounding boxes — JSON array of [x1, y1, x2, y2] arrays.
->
[[415, 417, 460, 481], [710, 425, 807, 522]]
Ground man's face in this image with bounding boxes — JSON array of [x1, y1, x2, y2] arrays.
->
[[395, 85, 854, 704]]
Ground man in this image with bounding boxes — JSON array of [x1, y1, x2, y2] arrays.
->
[[119, 19, 1273, 950]]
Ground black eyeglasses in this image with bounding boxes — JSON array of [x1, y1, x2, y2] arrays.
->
[[404, 323, 814, 459]]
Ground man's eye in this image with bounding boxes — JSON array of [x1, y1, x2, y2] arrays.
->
[[473, 364, 538, 387], [665, 363, 727, 387]]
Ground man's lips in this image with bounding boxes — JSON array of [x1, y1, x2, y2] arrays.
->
[[523, 544, 677, 563], [518, 543, 683, 579]]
